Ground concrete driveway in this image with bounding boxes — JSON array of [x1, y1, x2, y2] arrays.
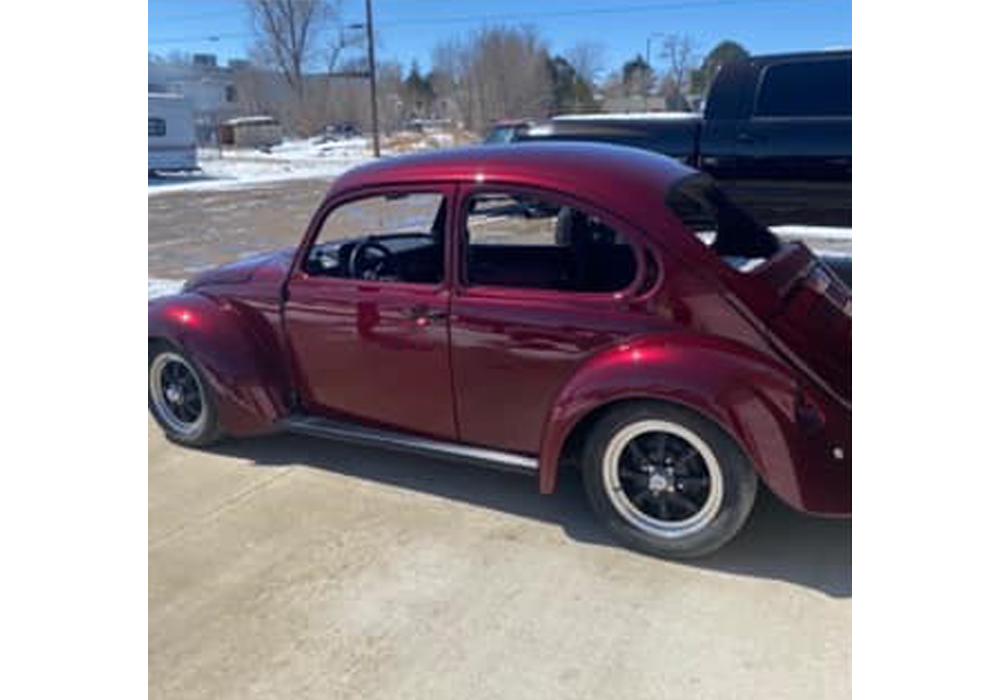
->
[[149, 418, 850, 700]]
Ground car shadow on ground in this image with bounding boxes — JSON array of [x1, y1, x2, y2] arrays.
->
[[209, 433, 851, 599]]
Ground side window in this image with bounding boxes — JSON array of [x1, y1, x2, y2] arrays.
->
[[667, 175, 779, 271], [306, 192, 446, 284], [148, 118, 166, 137], [464, 191, 638, 293], [755, 59, 851, 118]]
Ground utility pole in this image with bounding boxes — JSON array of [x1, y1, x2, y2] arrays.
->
[[364, 0, 381, 157]]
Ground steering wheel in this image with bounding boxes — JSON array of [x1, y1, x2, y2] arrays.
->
[[348, 239, 395, 280]]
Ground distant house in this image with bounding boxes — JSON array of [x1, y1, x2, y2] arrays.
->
[[600, 95, 667, 113], [219, 116, 283, 148], [148, 53, 244, 145]]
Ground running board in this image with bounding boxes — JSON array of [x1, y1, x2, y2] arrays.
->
[[279, 415, 539, 475]]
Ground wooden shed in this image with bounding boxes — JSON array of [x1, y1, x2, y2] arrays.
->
[[219, 116, 282, 148]]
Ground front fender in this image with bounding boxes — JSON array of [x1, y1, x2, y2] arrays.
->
[[538, 333, 851, 516], [148, 293, 290, 436]]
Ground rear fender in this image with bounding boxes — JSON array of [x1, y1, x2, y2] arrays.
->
[[538, 333, 851, 515], [148, 293, 290, 436]]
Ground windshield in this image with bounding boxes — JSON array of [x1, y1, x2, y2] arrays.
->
[[666, 174, 780, 270]]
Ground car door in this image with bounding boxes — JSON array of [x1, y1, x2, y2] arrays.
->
[[449, 184, 668, 454], [283, 185, 458, 440]]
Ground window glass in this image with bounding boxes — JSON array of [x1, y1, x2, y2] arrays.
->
[[148, 118, 166, 137], [755, 58, 851, 117], [483, 126, 517, 144], [465, 192, 638, 293], [306, 192, 445, 284], [667, 175, 779, 272]]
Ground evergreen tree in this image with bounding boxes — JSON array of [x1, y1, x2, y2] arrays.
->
[[690, 41, 750, 95]]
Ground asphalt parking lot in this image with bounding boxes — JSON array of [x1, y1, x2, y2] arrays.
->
[[148, 179, 330, 280], [149, 418, 850, 700]]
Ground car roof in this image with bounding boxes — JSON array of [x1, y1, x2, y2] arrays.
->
[[329, 142, 698, 226]]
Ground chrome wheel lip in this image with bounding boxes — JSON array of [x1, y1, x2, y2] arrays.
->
[[149, 352, 207, 437], [602, 419, 724, 540]]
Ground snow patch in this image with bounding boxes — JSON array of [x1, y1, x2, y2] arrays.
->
[[148, 139, 376, 196], [553, 112, 699, 121], [149, 279, 184, 299], [772, 226, 852, 241]]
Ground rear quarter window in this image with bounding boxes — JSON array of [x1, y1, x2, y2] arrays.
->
[[667, 175, 780, 271]]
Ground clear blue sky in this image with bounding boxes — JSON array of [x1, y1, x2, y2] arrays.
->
[[148, 0, 851, 76]]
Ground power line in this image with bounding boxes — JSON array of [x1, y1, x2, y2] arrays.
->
[[149, 10, 238, 24], [150, 32, 249, 46], [377, 0, 816, 28], [149, 0, 821, 45]]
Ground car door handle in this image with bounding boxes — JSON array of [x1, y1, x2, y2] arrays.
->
[[736, 132, 755, 144]]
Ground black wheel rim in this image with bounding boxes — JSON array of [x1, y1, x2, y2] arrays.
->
[[602, 419, 724, 538], [617, 431, 712, 522], [160, 360, 203, 425], [150, 352, 207, 436]]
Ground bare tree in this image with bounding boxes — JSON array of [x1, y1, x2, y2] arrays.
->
[[245, 0, 343, 133], [431, 25, 553, 132], [432, 38, 475, 129], [564, 40, 605, 86], [658, 34, 698, 110]]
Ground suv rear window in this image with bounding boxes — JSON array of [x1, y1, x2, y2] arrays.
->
[[755, 58, 851, 118]]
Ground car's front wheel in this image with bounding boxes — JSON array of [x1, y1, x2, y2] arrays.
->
[[582, 402, 757, 559], [148, 342, 223, 447]]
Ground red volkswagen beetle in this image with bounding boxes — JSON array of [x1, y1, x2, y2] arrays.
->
[[148, 143, 851, 558]]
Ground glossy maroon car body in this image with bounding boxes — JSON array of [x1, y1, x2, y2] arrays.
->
[[148, 143, 851, 516]]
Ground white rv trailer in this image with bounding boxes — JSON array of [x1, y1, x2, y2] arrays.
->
[[148, 94, 197, 172]]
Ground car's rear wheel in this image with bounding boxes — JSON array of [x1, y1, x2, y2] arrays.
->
[[581, 402, 757, 559], [148, 342, 223, 447]]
